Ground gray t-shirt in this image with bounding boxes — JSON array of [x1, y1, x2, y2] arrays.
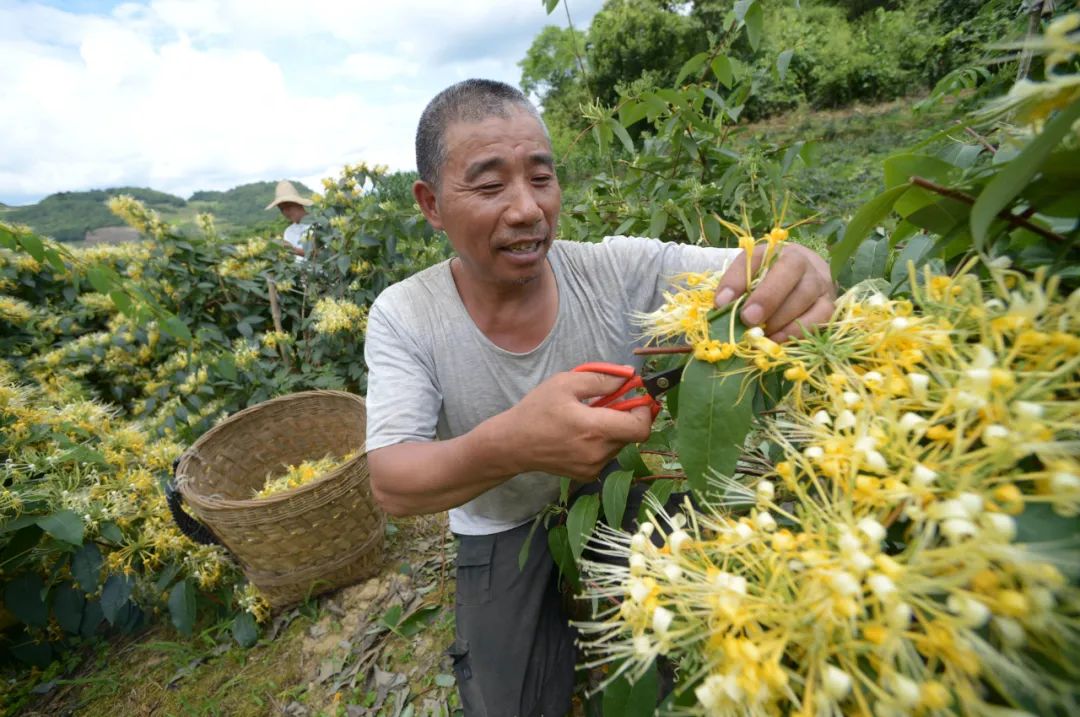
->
[[364, 236, 738, 535]]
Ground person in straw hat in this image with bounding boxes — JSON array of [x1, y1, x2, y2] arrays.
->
[[266, 179, 314, 260]]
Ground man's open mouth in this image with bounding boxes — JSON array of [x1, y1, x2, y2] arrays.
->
[[502, 240, 543, 254]]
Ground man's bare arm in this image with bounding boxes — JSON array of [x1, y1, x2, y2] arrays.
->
[[368, 371, 654, 517]]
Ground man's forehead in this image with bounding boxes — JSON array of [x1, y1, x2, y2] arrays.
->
[[443, 109, 550, 152]]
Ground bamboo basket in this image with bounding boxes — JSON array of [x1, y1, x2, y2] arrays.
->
[[171, 390, 384, 608]]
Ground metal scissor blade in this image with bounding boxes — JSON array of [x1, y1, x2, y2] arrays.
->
[[642, 365, 684, 400]]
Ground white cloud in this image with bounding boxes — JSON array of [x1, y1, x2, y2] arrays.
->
[[0, 0, 603, 204]]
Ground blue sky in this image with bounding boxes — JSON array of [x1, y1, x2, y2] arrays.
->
[[0, 0, 603, 206]]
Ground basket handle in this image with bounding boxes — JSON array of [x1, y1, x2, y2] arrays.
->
[[167, 457, 222, 546]]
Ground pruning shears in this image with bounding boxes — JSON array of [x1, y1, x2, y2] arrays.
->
[[571, 362, 683, 419]]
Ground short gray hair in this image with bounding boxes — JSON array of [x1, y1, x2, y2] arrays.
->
[[415, 79, 547, 189]]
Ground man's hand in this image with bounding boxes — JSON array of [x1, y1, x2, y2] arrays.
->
[[714, 243, 836, 342], [498, 370, 654, 482]]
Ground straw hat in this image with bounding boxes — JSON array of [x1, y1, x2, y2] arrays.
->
[[265, 180, 313, 210]]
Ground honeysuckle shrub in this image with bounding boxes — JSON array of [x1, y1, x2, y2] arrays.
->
[[0, 162, 442, 673], [562, 14, 1080, 717]]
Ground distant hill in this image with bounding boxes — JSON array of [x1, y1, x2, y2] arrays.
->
[[2, 180, 313, 243]]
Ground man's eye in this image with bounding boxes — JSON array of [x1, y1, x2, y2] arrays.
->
[[478, 183, 503, 193], [532, 175, 553, 185]]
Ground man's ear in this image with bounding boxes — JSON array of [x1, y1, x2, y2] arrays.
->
[[413, 180, 443, 231]]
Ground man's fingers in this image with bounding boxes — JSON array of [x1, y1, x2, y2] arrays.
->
[[767, 296, 835, 343], [740, 246, 804, 326], [714, 248, 765, 307], [565, 370, 634, 401], [761, 270, 827, 336], [596, 403, 654, 443]]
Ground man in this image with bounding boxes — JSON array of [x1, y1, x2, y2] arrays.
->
[[364, 79, 834, 716], [266, 179, 313, 259]]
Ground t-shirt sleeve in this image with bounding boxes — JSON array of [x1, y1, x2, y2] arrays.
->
[[363, 297, 442, 451], [598, 236, 741, 314]]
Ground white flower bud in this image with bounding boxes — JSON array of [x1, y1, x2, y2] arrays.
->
[[843, 391, 861, 407], [838, 530, 861, 554], [958, 492, 983, 517], [823, 665, 852, 699], [639, 521, 655, 537], [867, 573, 896, 600], [930, 499, 968, 521], [805, 446, 824, 459], [965, 368, 991, 386], [898, 412, 927, 433], [854, 436, 877, 453], [994, 617, 1025, 648], [907, 374, 930, 402], [980, 513, 1016, 542], [911, 464, 937, 486], [982, 424, 1009, 443], [663, 562, 683, 582], [942, 518, 977, 543], [754, 511, 777, 532], [830, 571, 860, 596], [955, 391, 985, 409], [858, 518, 886, 544], [813, 410, 832, 425], [756, 480, 775, 501], [1051, 471, 1080, 493], [864, 451, 888, 473], [862, 371, 883, 385], [629, 553, 648, 575], [850, 551, 874, 573], [630, 533, 648, 553], [1013, 401, 1043, 419], [670, 512, 687, 529], [652, 605, 674, 636], [867, 294, 887, 308], [836, 409, 857, 430], [888, 602, 912, 628], [633, 635, 654, 657], [947, 595, 990, 627], [747, 326, 765, 339], [734, 521, 754, 541], [668, 529, 691, 554], [890, 674, 920, 708], [890, 317, 910, 330], [629, 578, 651, 604]]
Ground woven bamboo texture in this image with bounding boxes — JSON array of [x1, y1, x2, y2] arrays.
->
[[174, 390, 385, 608]]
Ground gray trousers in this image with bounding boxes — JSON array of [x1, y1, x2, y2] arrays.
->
[[449, 518, 576, 717]]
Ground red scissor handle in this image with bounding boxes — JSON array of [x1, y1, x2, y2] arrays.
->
[[572, 362, 661, 418]]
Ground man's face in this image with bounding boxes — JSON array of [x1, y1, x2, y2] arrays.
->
[[278, 202, 307, 223], [416, 108, 561, 288]]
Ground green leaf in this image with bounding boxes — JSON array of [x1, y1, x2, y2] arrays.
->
[[71, 543, 102, 592], [616, 443, 650, 478], [231, 612, 260, 647], [971, 99, 1080, 249], [710, 56, 734, 88], [160, 314, 192, 342], [1016, 503, 1080, 545], [607, 118, 635, 154], [776, 49, 793, 83], [559, 476, 571, 506], [676, 357, 755, 497], [566, 494, 599, 562], [36, 510, 85, 546], [676, 51, 710, 85], [604, 660, 660, 717], [544, 0, 559, 14], [832, 184, 910, 277], [167, 578, 197, 636], [87, 266, 113, 294], [602, 470, 634, 530], [215, 355, 238, 381], [381, 604, 403, 630], [17, 232, 45, 262], [101, 574, 135, 625], [547, 524, 581, 592], [109, 290, 132, 315], [744, 1, 763, 51], [53, 583, 86, 634], [883, 153, 954, 190], [647, 206, 668, 238], [518, 512, 544, 571], [846, 236, 889, 286], [394, 604, 440, 637], [5, 573, 48, 627], [889, 234, 936, 285]]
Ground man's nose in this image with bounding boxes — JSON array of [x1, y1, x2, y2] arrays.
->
[[505, 181, 544, 226]]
